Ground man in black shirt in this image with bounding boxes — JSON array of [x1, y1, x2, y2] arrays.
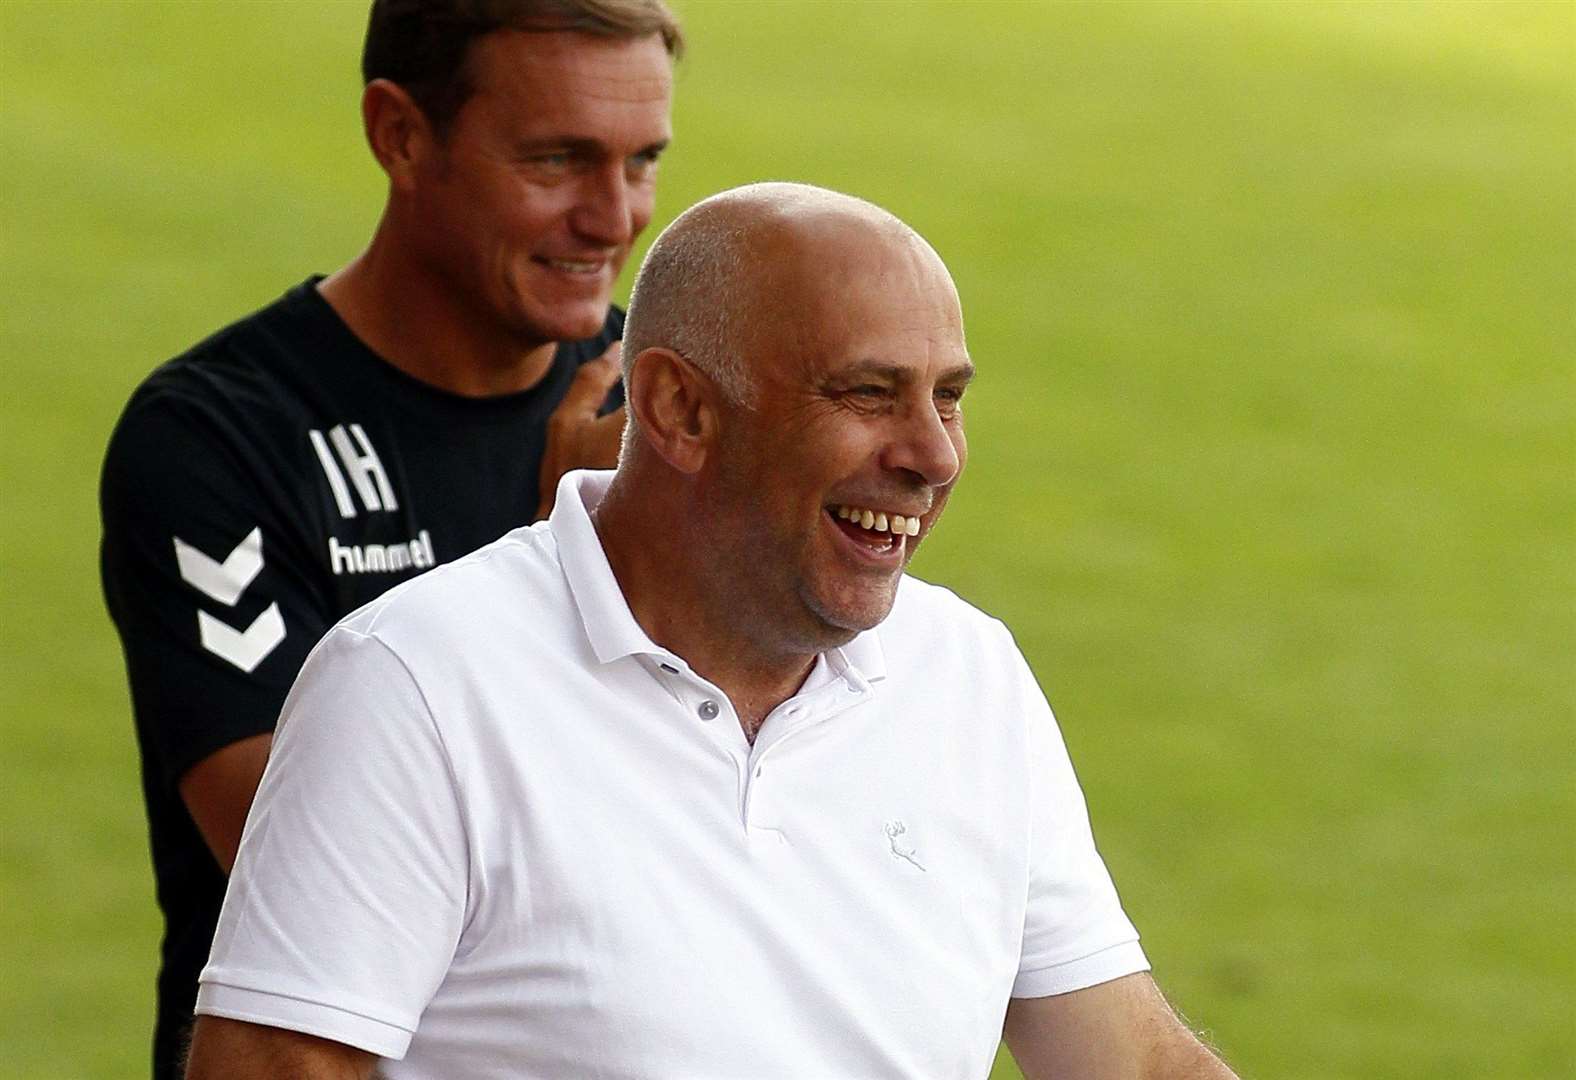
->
[[99, 3, 682, 1076]]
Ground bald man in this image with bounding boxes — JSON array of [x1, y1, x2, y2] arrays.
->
[[187, 184, 1237, 1079]]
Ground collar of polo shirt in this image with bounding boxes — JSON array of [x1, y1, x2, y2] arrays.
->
[[549, 469, 886, 687]]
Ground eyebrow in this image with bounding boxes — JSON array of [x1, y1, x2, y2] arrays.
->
[[513, 136, 670, 157], [834, 359, 976, 386]]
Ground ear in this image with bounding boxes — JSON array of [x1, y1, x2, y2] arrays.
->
[[361, 78, 434, 194], [625, 347, 718, 474]]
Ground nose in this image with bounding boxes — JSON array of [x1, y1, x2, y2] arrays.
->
[[569, 162, 637, 248], [882, 400, 964, 489]]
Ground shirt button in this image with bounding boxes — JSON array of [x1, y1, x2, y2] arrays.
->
[[698, 700, 719, 721]]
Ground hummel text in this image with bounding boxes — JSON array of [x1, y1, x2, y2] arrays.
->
[[329, 530, 435, 576]]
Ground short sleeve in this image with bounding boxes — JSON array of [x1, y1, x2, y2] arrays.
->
[[1009, 645, 1150, 997], [196, 625, 469, 1059], [100, 391, 330, 787]]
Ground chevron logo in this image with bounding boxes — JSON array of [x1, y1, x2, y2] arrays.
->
[[173, 527, 286, 672], [174, 527, 263, 606], [197, 603, 286, 674]]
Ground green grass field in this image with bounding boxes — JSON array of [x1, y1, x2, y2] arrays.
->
[[3, 1, 1572, 1076]]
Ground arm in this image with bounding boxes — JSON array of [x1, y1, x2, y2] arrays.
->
[[185, 1015, 374, 1080], [1000, 640, 1234, 1076], [178, 733, 272, 872], [1004, 973, 1237, 1080], [535, 342, 626, 519], [196, 627, 469, 1063], [101, 392, 329, 867]]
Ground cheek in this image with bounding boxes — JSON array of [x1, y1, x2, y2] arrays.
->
[[498, 203, 562, 248], [482, 181, 572, 244]]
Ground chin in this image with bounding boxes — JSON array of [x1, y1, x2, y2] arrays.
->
[[805, 585, 900, 639], [511, 306, 609, 347]]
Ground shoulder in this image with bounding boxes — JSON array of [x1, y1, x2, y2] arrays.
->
[[888, 574, 1016, 648], [107, 283, 322, 454], [137, 281, 322, 396], [879, 575, 1032, 691], [341, 523, 570, 648], [101, 281, 347, 505], [328, 524, 590, 706]]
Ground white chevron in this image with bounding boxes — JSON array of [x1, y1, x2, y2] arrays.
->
[[198, 603, 286, 673], [174, 527, 264, 606]]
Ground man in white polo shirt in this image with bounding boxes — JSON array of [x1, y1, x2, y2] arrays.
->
[[186, 183, 1237, 1078]]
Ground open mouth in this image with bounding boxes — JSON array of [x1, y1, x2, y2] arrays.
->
[[533, 256, 608, 277], [827, 503, 920, 557]]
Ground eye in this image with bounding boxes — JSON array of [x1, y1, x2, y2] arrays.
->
[[846, 384, 897, 411], [520, 151, 576, 179], [934, 386, 965, 418], [825, 383, 893, 414], [626, 147, 664, 181]]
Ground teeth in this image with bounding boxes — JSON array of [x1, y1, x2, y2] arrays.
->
[[833, 505, 924, 536], [547, 259, 601, 273]]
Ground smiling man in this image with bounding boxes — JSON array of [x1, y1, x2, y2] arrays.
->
[[99, 3, 679, 1077], [185, 184, 1237, 1078]]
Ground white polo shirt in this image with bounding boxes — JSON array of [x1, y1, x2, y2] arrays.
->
[[197, 470, 1147, 1078]]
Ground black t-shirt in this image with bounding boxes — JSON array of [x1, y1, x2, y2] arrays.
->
[[99, 278, 623, 1078]]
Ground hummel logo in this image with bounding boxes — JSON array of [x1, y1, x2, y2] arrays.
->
[[173, 527, 286, 673], [328, 530, 435, 576], [884, 820, 926, 872], [173, 527, 263, 606], [197, 604, 285, 674]]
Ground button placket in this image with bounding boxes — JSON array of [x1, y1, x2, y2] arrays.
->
[[640, 655, 693, 712], [744, 681, 841, 829]]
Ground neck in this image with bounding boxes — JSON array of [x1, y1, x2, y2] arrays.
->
[[595, 473, 817, 729], [318, 218, 558, 398]]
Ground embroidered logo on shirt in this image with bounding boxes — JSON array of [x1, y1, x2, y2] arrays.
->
[[884, 820, 926, 872], [173, 527, 286, 673]]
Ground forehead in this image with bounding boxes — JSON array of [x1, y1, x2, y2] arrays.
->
[[464, 30, 674, 138], [766, 228, 969, 380]]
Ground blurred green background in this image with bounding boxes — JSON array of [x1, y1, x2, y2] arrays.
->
[[2, 1, 1572, 1076]]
